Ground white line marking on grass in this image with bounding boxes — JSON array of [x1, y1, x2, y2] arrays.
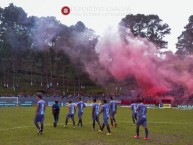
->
[[0, 123, 69, 131], [1, 121, 192, 131], [114, 121, 193, 125], [149, 121, 193, 125]]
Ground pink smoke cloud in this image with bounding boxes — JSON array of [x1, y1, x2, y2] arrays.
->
[[94, 29, 193, 97]]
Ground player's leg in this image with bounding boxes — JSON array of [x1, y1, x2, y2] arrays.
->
[[136, 125, 139, 137], [92, 114, 96, 130], [65, 114, 70, 126], [77, 112, 81, 126], [134, 118, 141, 139], [56, 113, 59, 125], [132, 113, 136, 124], [110, 112, 113, 127], [40, 124, 44, 134], [71, 114, 75, 128], [135, 113, 137, 121], [144, 127, 149, 140], [100, 124, 105, 132], [40, 115, 44, 134], [110, 119, 113, 127], [34, 115, 40, 130], [34, 122, 40, 130], [77, 113, 80, 126], [34, 114, 41, 134], [96, 115, 101, 130], [54, 113, 59, 127], [80, 112, 83, 127], [112, 112, 117, 127], [105, 117, 111, 135], [53, 113, 56, 127], [98, 117, 106, 133], [143, 119, 149, 140], [93, 120, 96, 130]]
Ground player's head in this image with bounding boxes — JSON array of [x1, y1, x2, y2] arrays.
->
[[132, 100, 136, 103], [55, 100, 58, 104], [110, 96, 113, 100], [78, 97, 81, 101], [137, 99, 143, 103], [93, 99, 96, 103], [103, 99, 107, 104], [37, 93, 42, 100], [69, 100, 72, 104]]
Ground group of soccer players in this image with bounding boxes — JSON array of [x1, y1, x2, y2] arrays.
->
[[93, 97, 117, 135], [34, 93, 149, 140], [64, 97, 86, 128], [63, 96, 117, 136]]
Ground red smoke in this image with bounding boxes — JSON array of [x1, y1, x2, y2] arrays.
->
[[95, 29, 193, 97]]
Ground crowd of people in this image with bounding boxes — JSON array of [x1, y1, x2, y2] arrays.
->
[[34, 93, 149, 140]]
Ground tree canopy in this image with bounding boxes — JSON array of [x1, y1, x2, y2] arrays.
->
[[176, 15, 193, 55], [0, 4, 99, 95], [119, 14, 171, 49]]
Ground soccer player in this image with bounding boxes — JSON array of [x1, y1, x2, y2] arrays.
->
[[131, 101, 137, 125], [34, 93, 46, 134], [76, 97, 86, 127], [134, 99, 149, 140], [92, 99, 101, 130], [98, 99, 111, 135], [109, 96, 117, 127], [52, 100, 60, 127], [64, 100, 76, 128]]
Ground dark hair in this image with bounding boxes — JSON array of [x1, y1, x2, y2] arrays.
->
[[37, 93, 42, 99], [103, 99, 107, 104], [69, 100, 72, 103], [78, 97, 81, 100], [93, 99, 96, 102], [55, 100, 59, 103], [137, 99, 143, 103], [110, 96, 113, 100]]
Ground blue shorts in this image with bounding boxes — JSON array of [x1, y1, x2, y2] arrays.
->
[[34, 114, 44, 124], [132, 112, 137, 120], [110, 111, 116, 118], [103, 117, 109, 125], [92, 114, 99, 121], [136, 117, 147, 128], [66, 113, 75, 119], [78, 111, 83, 119]]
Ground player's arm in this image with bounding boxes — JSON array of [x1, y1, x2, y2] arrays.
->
[[74, 106, 76, 114], [130, 105, 133, 110], [52, 105, 54, 114], [58, 104, 60, 112], [56, 104, 60, 112], [110, 102, 112, 110], [98, 106, 103, 116], [35, 103, 40, 115], [136, 105, 140, 111], [44, 102, 46, 111], [115, 103, 117, 113], [92, 106, 95, 117], [76, 103, 78, 109]]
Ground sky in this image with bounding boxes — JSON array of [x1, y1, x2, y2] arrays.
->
[[1, 0, 193, 52]]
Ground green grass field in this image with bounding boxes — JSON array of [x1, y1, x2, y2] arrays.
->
[[0, 106, 193, 145]]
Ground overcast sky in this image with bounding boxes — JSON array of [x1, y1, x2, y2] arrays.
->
[[1, 0, 193, 52]]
